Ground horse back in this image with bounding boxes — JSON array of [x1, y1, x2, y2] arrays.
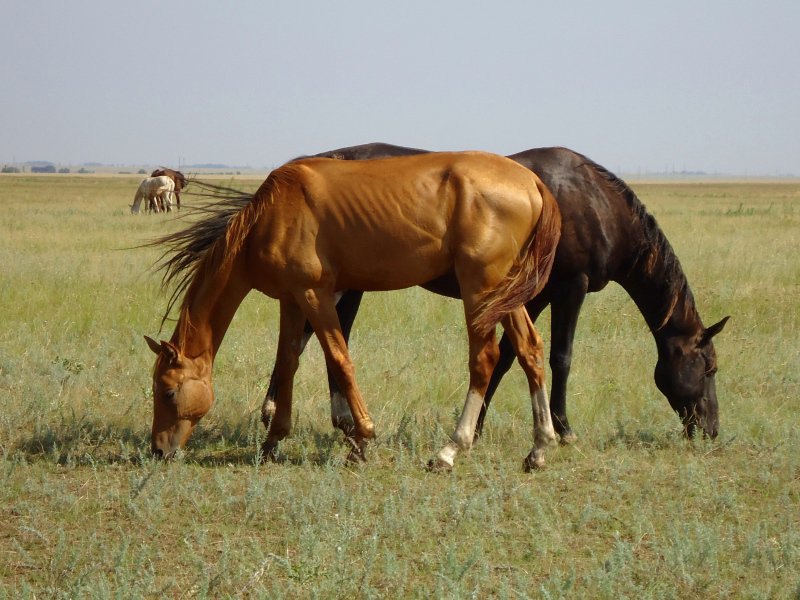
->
[[509, 147, 638, 292], [250, 152, 545, 294]]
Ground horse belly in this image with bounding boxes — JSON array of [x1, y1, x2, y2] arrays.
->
[[332, 236, 452, 291]]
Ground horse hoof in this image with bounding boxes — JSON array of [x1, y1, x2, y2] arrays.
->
[[260, 441, 279, 463], [346, 448, 367, 464], [426, 458, 453, 473], [523, 452, 545, 473], [345, 438, 367, 464], [559, 431, 578, 445]]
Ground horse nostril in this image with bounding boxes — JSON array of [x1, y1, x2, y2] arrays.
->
[[152, 447, 165, 459]]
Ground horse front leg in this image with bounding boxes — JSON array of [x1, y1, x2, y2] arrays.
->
[[261, 299, 306, 461], [295, 288, 375, 462], [500, 307, 556, 471], [326, 291, 364, 434], [260, 290, 364, 436], [261, 319, 314, 430]]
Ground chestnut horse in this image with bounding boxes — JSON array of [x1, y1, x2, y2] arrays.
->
[[145, 151, 561, 470], [151, 167, 187, 210], [261, 143, 729, 443]]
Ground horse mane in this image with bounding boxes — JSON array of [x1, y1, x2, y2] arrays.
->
[[580, 155, 697, 329], [145, 179, 268, 331]]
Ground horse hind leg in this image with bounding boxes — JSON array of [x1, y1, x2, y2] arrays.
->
[[500, 307, 557, 471], [546, 277, 589, 444], [430, 311, 499, 471]]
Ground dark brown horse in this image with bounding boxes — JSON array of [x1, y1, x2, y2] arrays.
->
[[261, 143, 729, 443], [146, 151, 561, 470], [151, 167, 187, 210]]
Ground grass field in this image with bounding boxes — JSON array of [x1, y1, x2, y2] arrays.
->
[[1, 174, 798, 598]]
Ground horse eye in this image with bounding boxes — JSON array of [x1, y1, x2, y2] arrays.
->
[[164, 388, 178, 402]]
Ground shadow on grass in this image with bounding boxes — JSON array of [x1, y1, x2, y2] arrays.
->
[[598, 419, 683, 452], [8, 413, 364, 469]]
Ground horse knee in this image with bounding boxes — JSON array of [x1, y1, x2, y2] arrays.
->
[[549, 352, 572, 376]]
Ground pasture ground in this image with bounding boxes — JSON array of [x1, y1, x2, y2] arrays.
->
[[0, 175, 798, 598]]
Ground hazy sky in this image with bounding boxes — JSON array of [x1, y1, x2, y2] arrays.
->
[[2, 1, 798, 175]]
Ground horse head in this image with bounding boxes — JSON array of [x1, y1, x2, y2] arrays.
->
[[145, 336, 214, 458], [654, 316, 729, 439]]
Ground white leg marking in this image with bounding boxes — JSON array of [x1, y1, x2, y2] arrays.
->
[[526, 385, 557, 470], [452, 389, 485, 450], [263, 397, 276, 420], [433, 389, 484, 470], [435, 441, 459, 468], [532, 385, 556, 447]]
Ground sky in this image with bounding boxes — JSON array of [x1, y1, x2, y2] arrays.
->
[[1, 1, 798, 175]]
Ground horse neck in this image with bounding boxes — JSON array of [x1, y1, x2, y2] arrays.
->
[[171, 252, 250, 362], [619, 221, 704, 346]]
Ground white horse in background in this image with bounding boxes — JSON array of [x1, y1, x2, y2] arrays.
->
[[130, 176, 175, 214]]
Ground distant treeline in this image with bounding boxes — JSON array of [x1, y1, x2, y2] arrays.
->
[[2, 166, 92, 174]]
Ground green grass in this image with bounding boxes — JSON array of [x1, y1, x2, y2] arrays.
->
[[1, 175, 798, 597]]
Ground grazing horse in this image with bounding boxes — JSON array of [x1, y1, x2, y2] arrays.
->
[[261, 143, 729, 443], [151, 167, 187, 210], [145, 152, 561, 470], [130, 175, 175, 214]]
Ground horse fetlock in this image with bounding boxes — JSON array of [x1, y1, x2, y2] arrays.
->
[[355, 417, 376, 439], [559, 430, 578, 445], [534, 425, 557, 450], [451, 429, 474, 451], [429, 442, 458, 472]]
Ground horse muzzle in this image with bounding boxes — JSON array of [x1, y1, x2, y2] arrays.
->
[[152, 419, 194, 459]]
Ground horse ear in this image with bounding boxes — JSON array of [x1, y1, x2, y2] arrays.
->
[[144, 336, 180, 362], [701, 316, 730, 345], [144, 335, 162, 355]]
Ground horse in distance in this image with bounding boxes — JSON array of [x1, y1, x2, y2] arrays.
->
[[145, 151, 561, 470], [151, 167, 187, 210], [130, 175, 175, 214]]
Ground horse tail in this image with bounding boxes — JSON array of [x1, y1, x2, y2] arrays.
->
[[474, 179, 561, 335]]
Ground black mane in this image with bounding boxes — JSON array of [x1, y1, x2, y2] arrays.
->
[[582, 155, 696, 328]]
